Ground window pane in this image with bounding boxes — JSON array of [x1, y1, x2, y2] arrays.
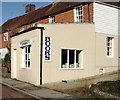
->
[[69, 50, 74, 65], [76, 50, 81, 63], [28, 61, 30, 68], [76, 6, 83, 23], [107, 52, 109, 55], [106, 37, 113, 57], [107, 47, 109, 52], [25, 54, 27, 60], [28, 54, 31, 60], [25, 47, 27, 53], [61, 49, 67, 68], [25, 61, 27, 67], [28, 46, 30, 53]]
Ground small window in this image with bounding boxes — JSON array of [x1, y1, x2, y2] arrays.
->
[[3, 32, 8, 41], [22, 46, 31, 68], [61, 49, 83, 69], [19, 28, 24, 32], [74, 6, 83, 23], [49, 15, 55, 24], [106, 37, 114, 57]]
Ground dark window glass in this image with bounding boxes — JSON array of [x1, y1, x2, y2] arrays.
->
[[28, 61, 30, 68], [25, 47, 27, 53], [28, 46, 30, 53], [69, 50, 74, 65], [61, 49, 67, 66]]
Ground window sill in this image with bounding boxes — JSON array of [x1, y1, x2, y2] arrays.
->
[[21, 67, 31, 69], [106, 56, 114, 58], [60, 68, 84, 70]]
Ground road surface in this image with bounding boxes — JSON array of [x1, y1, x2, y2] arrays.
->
[[2, 84, 38, 100]]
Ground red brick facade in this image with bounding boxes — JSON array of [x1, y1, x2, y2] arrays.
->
[[2, 3, 94, 48], [2, 32, 11, 48], [39, 3, 93, 23], [39, 18, 49, 24], [89, 3, 93, 23], [55, 9, 74, 23], [0, 34, 2, 48], [83, 3, 93, 23]]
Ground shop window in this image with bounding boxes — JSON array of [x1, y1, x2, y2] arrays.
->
[[74, 6, 83, 23], [106, 37, 114, 57], [61, 49, 83, 69], [49, 15, 55, 24], [3, 32, 8, 41], [22, 46, 31, 68]]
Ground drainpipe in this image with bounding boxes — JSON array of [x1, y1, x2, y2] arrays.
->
[[40, 27, 44, 85]]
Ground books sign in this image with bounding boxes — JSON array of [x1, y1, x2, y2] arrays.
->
[[43, 36, 52, 61]]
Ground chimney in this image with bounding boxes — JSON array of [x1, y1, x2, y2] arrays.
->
[[25, 4, 35, 13]]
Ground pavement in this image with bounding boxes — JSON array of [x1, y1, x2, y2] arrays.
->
[[0, 67, 72, 99]]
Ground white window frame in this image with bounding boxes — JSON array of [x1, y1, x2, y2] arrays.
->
[[61, 49, 83, 69], [22, 46, 31, 69], [49, 15, 55, 24], [3, 32, 8, 41], [106, 37, 114, 58], [74, 5, 83, 23], [19, 28, 25, 32]]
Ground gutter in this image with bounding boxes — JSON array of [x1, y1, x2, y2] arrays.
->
[[95, 0, 120, 9]]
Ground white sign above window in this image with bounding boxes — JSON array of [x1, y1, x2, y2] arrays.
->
[[43, 36, 52, 61], [19, 40, 32, 47]]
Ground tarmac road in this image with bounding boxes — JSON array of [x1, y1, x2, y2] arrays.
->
[[2, 84, 38, 100]]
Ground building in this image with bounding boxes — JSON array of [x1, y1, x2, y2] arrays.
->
[[0, 32, 8, 60], [1, 1, 120, 85]]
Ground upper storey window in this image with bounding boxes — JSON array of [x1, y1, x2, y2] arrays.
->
[[3, 32, 8, 41], [74, 6, 83, 23], [49, 15, 55, 24], [106, 37, 114, 57]]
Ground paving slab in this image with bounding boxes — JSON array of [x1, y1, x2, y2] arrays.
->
[[1, 76, 73, 99], [2, 78, 23, 86], [13, 82, 32, 88], [17, 84, 40, 91], [29, 88, 72, 98]]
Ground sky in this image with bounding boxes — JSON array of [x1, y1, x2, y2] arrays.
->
[[1, 2, 52, 25]]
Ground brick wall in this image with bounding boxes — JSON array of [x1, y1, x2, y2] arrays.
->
[[39, 3, 93, 23], [39, 18, 49, 24], [2, 32, 11, 48], [83, 3, 93, 23], [55, 9, 74, 23], [89, 3, 93, 23]]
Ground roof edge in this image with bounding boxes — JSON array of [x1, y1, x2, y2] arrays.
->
[[96, 0, 120, 9], [10, 27, 44, 38]]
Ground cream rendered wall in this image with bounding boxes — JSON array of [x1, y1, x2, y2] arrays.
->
[[11, 29, 41, 85], [42, 23, 95, 84], [96, 33, 118, 74], [118, 10, 120, 70], [119, 36, 120, 70], [94, 3, 119, 74]]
